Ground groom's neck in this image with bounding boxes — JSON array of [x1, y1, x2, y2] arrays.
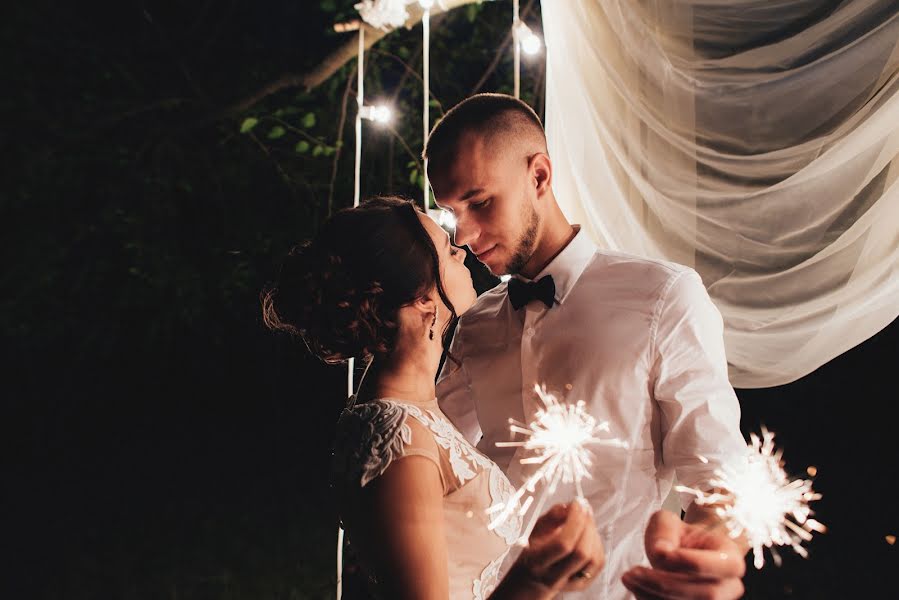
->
[[520, 203, 575, 279]]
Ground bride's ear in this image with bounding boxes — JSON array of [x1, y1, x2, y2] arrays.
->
[[412, 295, 437, 318]]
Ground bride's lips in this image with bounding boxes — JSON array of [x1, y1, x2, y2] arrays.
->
[[475, 245, 497, 262]]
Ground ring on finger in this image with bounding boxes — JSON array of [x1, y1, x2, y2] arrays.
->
[[573, 569, 592, 580]]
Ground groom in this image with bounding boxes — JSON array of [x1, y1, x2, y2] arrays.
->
[[431, 94, 748, 599]]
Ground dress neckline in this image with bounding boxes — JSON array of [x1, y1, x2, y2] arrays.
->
[[348, 395, 438, 409]]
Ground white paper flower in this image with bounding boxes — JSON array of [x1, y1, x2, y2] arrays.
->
[[355, 0, 410, 30]]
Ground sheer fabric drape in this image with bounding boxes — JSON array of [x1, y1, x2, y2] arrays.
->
[[542, 0, 899, 387]]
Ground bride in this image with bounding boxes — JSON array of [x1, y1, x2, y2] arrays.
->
[[263, 196, 604, 599]]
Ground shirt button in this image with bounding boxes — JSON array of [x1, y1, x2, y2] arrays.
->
[[526, 327, 535, 336]]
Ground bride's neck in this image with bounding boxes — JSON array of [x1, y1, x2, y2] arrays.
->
[[356, 345, 439, 404]]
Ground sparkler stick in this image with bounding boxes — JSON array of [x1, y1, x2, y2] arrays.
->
[[488, 384, 628, 544], [675, 428, 826, 569]]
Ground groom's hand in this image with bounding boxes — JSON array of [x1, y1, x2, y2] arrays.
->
[[622, 509, 745, 600]]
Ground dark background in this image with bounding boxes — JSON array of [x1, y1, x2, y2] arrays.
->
[[5, 1, 896, 598]]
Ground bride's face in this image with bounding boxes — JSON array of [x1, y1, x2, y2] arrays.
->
[[418, 212, 477, 317]]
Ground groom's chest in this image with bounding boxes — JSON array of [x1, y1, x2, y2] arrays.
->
[[463, 289, 656, 435]]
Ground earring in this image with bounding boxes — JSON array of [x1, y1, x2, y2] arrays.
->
[[429, 307, 439, 340]]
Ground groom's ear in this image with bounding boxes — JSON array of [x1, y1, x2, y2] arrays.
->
[[529, 152, 553, 197]]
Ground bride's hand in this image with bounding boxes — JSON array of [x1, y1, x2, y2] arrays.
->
[[514, 500, 605, 594]]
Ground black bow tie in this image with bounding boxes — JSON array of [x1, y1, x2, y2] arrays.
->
[[507, 275, 556, 310]]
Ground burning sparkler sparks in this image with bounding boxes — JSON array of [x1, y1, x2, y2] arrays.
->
[[675, 428, 826, 569], [487, 384, 628, 544]]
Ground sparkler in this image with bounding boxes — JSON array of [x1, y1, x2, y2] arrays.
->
[[487, 384, 628, 545], [675, 428, 826, 569]]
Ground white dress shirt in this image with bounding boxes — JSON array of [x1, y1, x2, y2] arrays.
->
[[437, 228, 745, 599]]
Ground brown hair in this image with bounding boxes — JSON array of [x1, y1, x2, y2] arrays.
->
[[261, 196, 457, 364], [423, 93, 546, 177]]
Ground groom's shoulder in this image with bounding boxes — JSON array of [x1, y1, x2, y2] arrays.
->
[[589, 247, 691, 275], [583, 248, 697, 293]]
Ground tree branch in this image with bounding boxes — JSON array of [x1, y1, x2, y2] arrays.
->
[[216, 0, 480, 120]]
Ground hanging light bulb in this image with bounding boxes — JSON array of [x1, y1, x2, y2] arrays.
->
[[515, 21, 542, 56], [359, 104, 393, 124], [521, 32, 541, 55], [371, 105, 392, 123]]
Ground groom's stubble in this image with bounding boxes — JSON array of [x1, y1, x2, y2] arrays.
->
[[505, 199, 540, 275]]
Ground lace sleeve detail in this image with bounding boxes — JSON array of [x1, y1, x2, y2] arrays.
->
[[332, 400, 443, 490]]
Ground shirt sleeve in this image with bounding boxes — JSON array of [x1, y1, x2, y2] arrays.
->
[[436, 326, 482, 445], [650, 269, 746, 512]]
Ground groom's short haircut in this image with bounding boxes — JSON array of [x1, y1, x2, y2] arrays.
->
[[424, 93, 547, 178]]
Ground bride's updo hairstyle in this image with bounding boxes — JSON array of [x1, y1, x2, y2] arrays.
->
[[262, 196, 457, 364]]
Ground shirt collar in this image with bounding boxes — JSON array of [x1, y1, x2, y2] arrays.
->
[[515, 226, 595, 305]]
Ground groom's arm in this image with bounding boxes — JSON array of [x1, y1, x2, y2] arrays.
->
[[652, 269, 744, 511], [436, 327, 481, 444], [624, 269, 747, 600]]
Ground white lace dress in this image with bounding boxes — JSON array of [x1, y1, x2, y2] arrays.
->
[[332, 397, 522, 600]]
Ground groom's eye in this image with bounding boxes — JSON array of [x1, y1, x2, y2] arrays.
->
[[471, 198, 491, 210]]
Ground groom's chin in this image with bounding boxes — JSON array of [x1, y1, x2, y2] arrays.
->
[[484, 263, 509, 278], [480, 255, 509, 277]]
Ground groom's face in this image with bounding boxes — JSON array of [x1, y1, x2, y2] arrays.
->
[[430, 132, 538, 276]]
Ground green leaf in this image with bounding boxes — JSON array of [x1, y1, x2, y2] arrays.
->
[[239, 117, 258, 133], [320, 0, 337, 12], [428, 99, 440, 108], [466, 4, 480, 23], [409, 168, 418, 185], [295, 141, 310, 154], [397, 46, 411, 59], [301, 112, 316, 128], [267, 125, 286, 139], [323, 146, 336, 157], [312, 145, 324, 157]]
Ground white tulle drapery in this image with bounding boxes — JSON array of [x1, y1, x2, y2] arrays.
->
[[542, 0, 899, 388]]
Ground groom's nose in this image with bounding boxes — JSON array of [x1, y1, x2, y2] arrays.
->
[[453, 213, 479, 249]]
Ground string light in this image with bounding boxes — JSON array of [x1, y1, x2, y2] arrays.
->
[[515, 21, 542, 56], [359, 104, 393, 124], [421, 1, 431, 210]]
